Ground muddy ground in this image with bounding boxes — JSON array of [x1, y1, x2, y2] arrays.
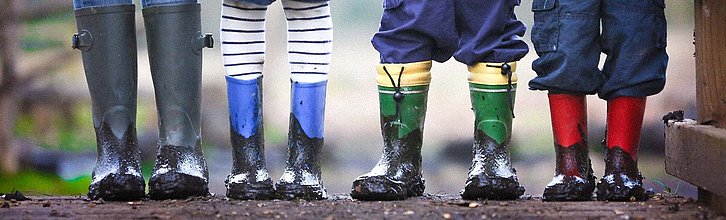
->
[[1, 194, 722, 219]]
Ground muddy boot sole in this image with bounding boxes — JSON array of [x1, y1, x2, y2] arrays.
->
[[461, 175, 524, 200], [543, 181, 595, 201], [226, 180, 276, 200], [88, 173, 145, 201], [350, 175, 424, 201], [275, 182, 327, 200], [148, 172, 209, 200], [596, 180, 648, 201]]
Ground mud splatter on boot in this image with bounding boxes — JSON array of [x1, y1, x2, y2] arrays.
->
[[352, 63, 430, 201], [226, 130, 275, 200], [461, 130, 524, 200], [351, 115, 425, 201], [148, 141, 209, 200], [596, 146, 648, 201], [225, 77, 274, 200], [462, 72, 524, 200], [543, 143, 596, 201], [275, 114, 327, 200], [88, 123, 145, 201]]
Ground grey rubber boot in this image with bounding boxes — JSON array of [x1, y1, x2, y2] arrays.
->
[[143, 3, 214, 200], [73, 4, 144, 201]]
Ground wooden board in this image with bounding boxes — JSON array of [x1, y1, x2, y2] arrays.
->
[[665, 120, 726, 197]]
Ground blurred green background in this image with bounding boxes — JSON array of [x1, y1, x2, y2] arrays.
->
[[0, 0, 697, 198]]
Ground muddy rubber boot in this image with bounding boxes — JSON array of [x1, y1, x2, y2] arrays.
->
[[225, 76, 275, 200], [350, 61, 431, 201], [542, 94, 596, 201], [73, 4, 145, 201], [275, 80, 329, 200], [143, 3, 214, 200], [597, 97, 648, 201], [461, 62, 525, 200]]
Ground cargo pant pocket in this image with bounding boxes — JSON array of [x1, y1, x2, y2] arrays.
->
[[531, 0, 559, 53]]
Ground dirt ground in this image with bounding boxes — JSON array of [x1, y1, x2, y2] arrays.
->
[[1, 193, 722, 219]]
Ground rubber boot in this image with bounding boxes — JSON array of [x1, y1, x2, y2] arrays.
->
[[461, 62, 525, 200], [73, 4, 144, 201], [143, 3, 214, 200], [597, 96, 648, 201], [542, 94, 596, 201], [225, 76, 275, 200], [350, 61, 431, 201], [276, 80, 329, 200]]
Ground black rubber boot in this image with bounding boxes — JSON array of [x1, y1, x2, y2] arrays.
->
[[275, 81, 328, 200], [225, 77, 275, 200], [143, 3, 214, 200], [73, 4, 144, 201], [596, 146, 648, 201]]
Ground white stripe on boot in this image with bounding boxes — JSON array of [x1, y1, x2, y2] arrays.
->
[[221, 0, 267, 80], [282, 0, 333, 83]]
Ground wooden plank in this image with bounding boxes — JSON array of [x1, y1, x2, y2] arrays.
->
[[665, 120, 726, 197], [695, 0, 726, 128]]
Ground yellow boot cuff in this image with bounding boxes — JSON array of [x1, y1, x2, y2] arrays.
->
[[468, 62, 518, 85], [376, 61, 432, 87]]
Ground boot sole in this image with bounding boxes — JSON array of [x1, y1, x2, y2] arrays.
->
[[226, 181, 276, 200], [88, 173, 145, 201], [350, 175, 424, 201], [275, 182, 327, 200], [461, 176, 524, 200], [148, 172, 209, 200]]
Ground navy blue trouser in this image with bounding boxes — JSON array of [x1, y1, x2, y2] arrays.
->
[[372, 0, 529, 65], [232, 0, 328, 7], [73, 0, 196, 9], [528, 0, 668, 100]]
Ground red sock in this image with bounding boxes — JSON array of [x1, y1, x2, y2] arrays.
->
[[606, 96, 646, 160], [549, 94, 587, 177], [549, 94, 587, 147]]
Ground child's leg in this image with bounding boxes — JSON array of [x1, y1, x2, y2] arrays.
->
[[275, 0, 332, 200], [221, 0, 268, 80], [596, 0, 666, 201], [351, 0, 456, 201], [454, 0, 528, 200], [221, 0, 276, 200], [529, 0, 602, 201]]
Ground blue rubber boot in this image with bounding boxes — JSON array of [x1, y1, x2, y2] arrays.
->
[[276, 80, 328, 200], [225, 76, 275, 200]]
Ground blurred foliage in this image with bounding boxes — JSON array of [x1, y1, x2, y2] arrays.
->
[[14, 103, 96, 152], [21, 10, 73, 52], [0, 171, 90, 196]]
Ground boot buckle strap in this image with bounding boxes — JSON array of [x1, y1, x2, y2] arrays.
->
[[72, 30, 93, 51], [192, 32, 214, 53]]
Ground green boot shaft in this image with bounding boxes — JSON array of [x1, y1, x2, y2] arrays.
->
[[469, 83, 516, 145], [378, 85, 429, 139]]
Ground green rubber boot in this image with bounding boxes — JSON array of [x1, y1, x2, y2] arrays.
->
[[460, 62, 525, 200], [351, 61, 431, 201]]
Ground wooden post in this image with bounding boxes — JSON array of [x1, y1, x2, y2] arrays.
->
[[695, 0, 726, 128], [694, 0, 726, 213]]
